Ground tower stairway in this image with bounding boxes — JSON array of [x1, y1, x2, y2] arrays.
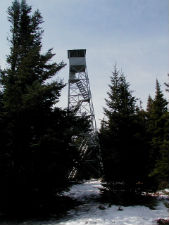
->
[[76, 80, 89, 101], [68, 138, 88, 179], [68, 49, 103, 180]]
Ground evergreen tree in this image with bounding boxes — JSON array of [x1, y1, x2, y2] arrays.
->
[[100, 66, 150, 195], [152, 80, 167, 116], [146, 80, 168, 179], [164, 73, 169, 92], [151, 136, 169, 188], [150, 76, 169, 188], [3, 0, 65, 111], [146, 95, 153, 112], [0, 0, 90, 214]]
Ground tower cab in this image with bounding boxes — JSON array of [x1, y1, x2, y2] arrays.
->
[[68, 49, 86, 82]]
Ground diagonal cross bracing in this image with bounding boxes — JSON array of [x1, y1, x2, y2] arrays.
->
[[67, 49, 102, 179]]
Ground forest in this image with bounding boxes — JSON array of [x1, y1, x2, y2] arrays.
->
[[0, 0, 168, 223]]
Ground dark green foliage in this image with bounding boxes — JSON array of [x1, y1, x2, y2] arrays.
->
[[0, 0, 90, 215], [146, 80, 169, 187], [100, 187, 158, 209], [151, 139, 169, 184], [100, 66, 151, 194], [146, 95, 153, 112]]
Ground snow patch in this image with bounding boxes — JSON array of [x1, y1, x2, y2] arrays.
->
[[56, 180, 169, 225], [63, 179, 102, 201], [27, 180, 169, 225]]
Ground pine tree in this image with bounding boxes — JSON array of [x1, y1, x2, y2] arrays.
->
[[100, 66, 150, 195]]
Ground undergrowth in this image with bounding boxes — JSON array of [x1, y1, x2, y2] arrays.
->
[[100, 189, 158, 209]]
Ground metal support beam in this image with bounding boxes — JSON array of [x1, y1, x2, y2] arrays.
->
[[67, 49, 102, 179]]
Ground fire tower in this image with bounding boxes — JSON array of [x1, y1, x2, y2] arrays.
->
[[68, 49, 102, 179]]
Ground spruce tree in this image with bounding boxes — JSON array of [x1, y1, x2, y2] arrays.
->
[[146, 80, 168, 180], [100, 66, 150, 195], [152, 80, 167, 116], [0, 0, 89, 213], [146, 95, 153, 112], [150, 76, 169, 188]]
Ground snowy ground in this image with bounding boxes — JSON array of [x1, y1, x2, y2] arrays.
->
[[22, 179, 169, 225]]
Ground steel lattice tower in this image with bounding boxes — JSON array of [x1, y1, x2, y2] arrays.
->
[[67, 49, 102, 179]]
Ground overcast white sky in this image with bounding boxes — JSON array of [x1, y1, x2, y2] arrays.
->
[[0, 0, 169, 127]]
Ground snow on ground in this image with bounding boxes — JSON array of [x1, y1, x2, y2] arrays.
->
[[156, 189, 169, 200], [20, 180, 169, 225], [56, 204, 168, 225], [54, 180, 169, 225], [62, 180, 102, 201]]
